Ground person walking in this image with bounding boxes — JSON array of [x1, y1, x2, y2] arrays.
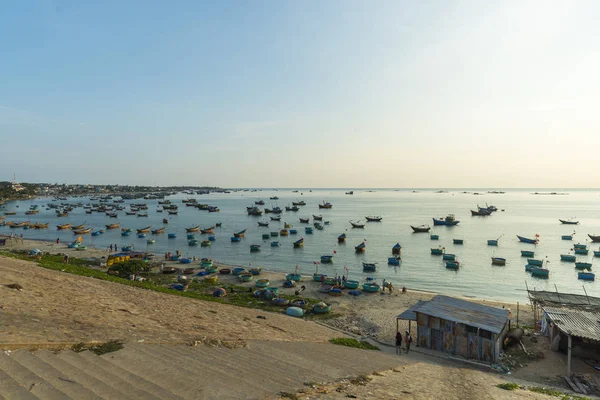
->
[[405, 330, 412, 353], [395, 331, 403, 355]]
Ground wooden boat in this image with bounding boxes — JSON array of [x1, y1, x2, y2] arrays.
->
[[355, 241, 366, 253], [517, 235, 538, 244], [578, 272, 595, 281], [271, 241, 280, 247], [107, 212, 118, 218], [71, 224, 85, 230], [270, 196, 279, 200], [73, 227, 92, 234], [432, 214, 459, 226], [186, 226, 200, 233], [147, 239, 155, 244], [136, 226, 151, 233], [350, 220, 365, 228], [431, 247, 444, 255], [531, 268, 549, 278], [280, 229, 288, 236], [168, 210, 178, 215], [559, 219, 579, 225], [312, 302, 332, 313], [257, 221, 269, 227], [286, 273, 302, 282], [365, 216, 382, 222], [293, 238, 304, 247], [56, 212, 68, 217], [264, 207, 282, 214], [392, 243, 402, 254], [318, 201, 333, 209], [188, 239, 199, 246], [575, 262, 592, 270], [453, 239, 463, 245], [4, 211, 17, 216], [299, 217, 310, 223], [338, 233, 346, 242], [362, 262, 377, 272], [284, 223, 292, 228], [255, 200, 265, 205], [491, 257, 506, 266], [345, 191, 354, 195], [446, 261, 460, 270], [200, 227, 215, 234], [105, 223, 120, 229], [560, 254, 576, 262], [234, 229, 247, 238], [320, 255, 333, 263], [443, 253, 456, 261], [25, 210, 39, 215], [270, 216, 281, 221], [410, 225, 430, 233], [589, 234, 600, 242], [215, 222, 222, 227], [33, 222, 49, 229], [313, 215, 323, 221], [163, 218, 168, 224], [247, 207, 263, 216], [521, 250, 535, 257], [314, 222, 323, 230], [137, 212, 149, 217], [208, 206, 220, 213], [152, 227, 165, 234], [270, 231, 279, 237]]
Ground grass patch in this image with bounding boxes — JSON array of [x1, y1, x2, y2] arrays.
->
[[278, 392, 299, 400], [497, 383, 520, 390], [71, 340, 124, 355], [329, 338, 380, 351]]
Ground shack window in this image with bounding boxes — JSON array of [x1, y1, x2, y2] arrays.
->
[[479, 329, 492, 340]]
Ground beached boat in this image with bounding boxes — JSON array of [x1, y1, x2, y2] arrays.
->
[[388, 257, 400, 266], [344, 279, 360, 289], [491, 257, 506, 266], [258, 221, 269, 227], [589, 234, 600, 242], [365, 216, 382, 222], [286, 273, 302, 282], [73, 227, 92, 235], [559, 219, 579, 225], [320, 255, 333, 263], [234, 229, 247, 238], [578, 272, 595, 281], [318, 201, 333, 209], [57, 223, 72, 230], [361, 283, 380, 293], [137, 226, 151, 233], [410, 225, 430, 233], [312, 302, 332, 313], [392, 243, 402, 254], [350, 220, 365, 228], [299, 217, 310, 223], [531, 268, 549, 278], [293, 238, 304, 247], [338, 233, 346, 242], [521, 250, 535, 257], [313, 215, 323, 221], [560, 254, 576, 262], [355, 242, 366, 253], [433, 214, 459, 226], [517, 235, 539, 244]]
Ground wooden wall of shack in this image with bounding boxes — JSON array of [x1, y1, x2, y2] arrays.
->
[[416, 312, 505, 363]]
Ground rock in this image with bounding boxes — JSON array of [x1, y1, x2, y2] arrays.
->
[[257, 315, 266, 320], [4, 283, 23, 291]]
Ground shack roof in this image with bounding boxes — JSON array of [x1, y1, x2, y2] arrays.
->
[[528, 290, 600, 307], [415, 295, 509, 334], [542, 306, 600, 342], [396, 300, 427, 321]]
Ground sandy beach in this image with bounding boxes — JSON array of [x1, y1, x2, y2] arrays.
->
[[1, 237, 533, 345]]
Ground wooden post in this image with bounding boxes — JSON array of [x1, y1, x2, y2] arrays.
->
[[396, 317, 399, 334], [567, 334, 572, 377], [517, 302, 520, 327]]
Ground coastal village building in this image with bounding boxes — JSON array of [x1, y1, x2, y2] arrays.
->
[[397, 295, 510, 363]]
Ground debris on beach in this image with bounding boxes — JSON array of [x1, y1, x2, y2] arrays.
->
[[4, 283, 23, 291]]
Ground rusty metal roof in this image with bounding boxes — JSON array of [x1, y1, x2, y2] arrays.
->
[[542, 306, 600, 341], [396, 300, 428, 321], [414, 295, 509, 334], [528, 290, 600, 307]]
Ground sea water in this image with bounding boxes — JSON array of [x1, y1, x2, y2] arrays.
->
[[2, 189, 600, 303]]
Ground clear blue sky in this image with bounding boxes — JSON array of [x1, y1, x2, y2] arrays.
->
[[2, 1, 600, 188]]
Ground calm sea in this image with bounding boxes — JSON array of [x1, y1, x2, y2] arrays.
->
[[2, 189, 600, 303]]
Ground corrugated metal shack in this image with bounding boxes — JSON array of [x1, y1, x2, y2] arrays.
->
[[405, 295, 509, 363]]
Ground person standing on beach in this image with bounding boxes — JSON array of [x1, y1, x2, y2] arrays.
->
[[405, 330, 412, 353], [395, 331, 403, 355], [56, 238, 60, 244], [110, 244, 113, 252], [388, 282, 393, 295]]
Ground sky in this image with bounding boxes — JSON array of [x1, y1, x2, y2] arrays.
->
[[2, 0, 600, 188]]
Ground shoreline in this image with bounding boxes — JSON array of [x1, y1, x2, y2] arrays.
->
[[1, 238, 531, 344]]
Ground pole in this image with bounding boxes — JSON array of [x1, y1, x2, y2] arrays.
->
[[582, 285, 591, 305], [567, 334, 572, 377], [517, 302, 519, 327]]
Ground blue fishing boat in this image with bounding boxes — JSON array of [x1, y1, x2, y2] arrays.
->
[[442, 253, 456, 261], [525, 264, 539, 272], [491, 257, 506, 266], [392, 243, 402, 254], [560, 254, 576, 262], [179, 258, 192, 264], [293, 238, 304, 247], [270, 231, 279, 237], [574, 243, 587, 249], [305, 227, 313, 234], [531, 268, 549, 278], [527, 258, 543, 266], [521, 250, 535, 257], [517, 235, 538, 244], [187, 233, 195, 239], [578, 272, 595, 281], [138, 233, 146, 238], [561, 235, 573, 240], [575, 248, 589, 255], [338, 233, 347, 242], [430, 234, 439, 240], [362, 262, 377, 272], [271, 241, 280, 247], [208, 236, 216, 241], [445, 260, 460, 270], [168, 233, 176, 238], [231, 236, 241, 242], [121, 231, 131, 237], [250, 244, 261, 252], [487, 239, 498, 246], [431, 247, 444, 255], [355, 241, 366, 252], [361, 283, 380, 293], [575, 262, 592, 270], [320, 255, 333, 263], [262, 233, 270, 239], [312, 302, 332, 313], [432, 214, 459, 226], [388, 257, 400, 266], [122, 245, 134, 252], [286, 273, 302, 281], [595, 251, 600, 257], [343, 280, 360, 289], [289, 229, 297, 235], [91, 231, 101, 236], [453, 239, 464, 245], [188, 239, 199, 245]]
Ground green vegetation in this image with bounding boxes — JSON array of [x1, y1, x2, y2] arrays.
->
[[72, 340, 124, 355], [329, 338, 380, 351], [107, 259, 147, 278], [496, 383, 520, 390], [0, 251, 330, 318]]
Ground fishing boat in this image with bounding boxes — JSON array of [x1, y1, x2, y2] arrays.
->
[[152, 227, 165, 234], [559, 219, 579, 225], [215, 222, 222, 227], [392, 243, 402, 254], [200, 227, 215, 234], [186, 226, 200, 233], [562, 235, 573, 240], [431, 247, 444, 255], [338, 233, 346, 242], [125, 211, 137, 215], [207, 206, 220, 213], [33, 222, 49, 229], [314, 222, 323, 230], [57, 223, 72, 230], [388, 257, 400, 266], [292, 201, 306, 206], [286, 273, 302, 281], [271, 241, 280, 247], [305, 227, 313, 234], [560, 254, 576, 262], [201, 240, 211, 247], [594, 250, 600, 257], [453, 239, 464, 245], [91, 230, 101, 236], [73, 227, 92, 235], [343, 279, 359, 289], [280, 229, 288, 236], [350, 220, 365, 228], [471, 208, 492, 216], [264, 207, 282, 214], [71, 224, 85, 230], [575, 248, 589, 255], [362, 283, 380, 293], [167, 210, 178, 215], [168, 233, 177, 239], [188, 239, 199, 246], [318, 201, 333, 209], [299, 217, 310, 223], [262, 233, 270, 239], [531, 268, 549, 278], [270, 196, 279, 200], [574, 243, 587, 249], [446, 260, 460, 270], [578, 272, 595, 281], [588, 234, 600, 242], [285, 206, 300, 212], [527, 258, 543, 266], [247, 207, 263, 216], [231, 236, 241, 242], [270, 231, 279, 237], [521, 250, 535, 257], [56, 212, 68, 217], [4, 211, 16, 216], [320, 255, 333, 263], [136, 226, 151, 233], [257, 221, 269, 227], [107, 212, 119, 218], [443, 253, 456, 261], [517, 235, 539, 244], [24, 210, 39, 215], [254, 200, 265, 206], [137, 233, 146, 238], [163, 218, 169, 224], [233, 229, 247, 238], [313, 215, 323, 221], [284, 223, 292, 228], [491, 257, 506, 266], [365, 216, 382, 222], [147, 239, 155, 244], [355, 241, 366, 253], [410, 225, 430, 233], [487, 239, 498, 246], [430, 234, 439, 240], [250, 244, 261, 252], [293, 238, 304, 247], [575, 262, 592, 270], [289, 229, 297, 234], [432, 214, 459, 226], [270, 216, 281, 221]]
